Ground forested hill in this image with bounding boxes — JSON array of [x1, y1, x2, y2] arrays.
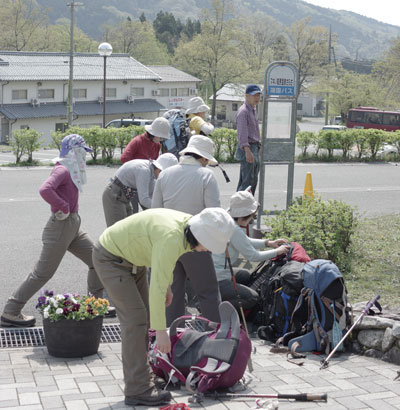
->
[[38, 0, 400, 59]]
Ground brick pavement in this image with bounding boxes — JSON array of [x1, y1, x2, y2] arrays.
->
[[0, 335, 399, 410]]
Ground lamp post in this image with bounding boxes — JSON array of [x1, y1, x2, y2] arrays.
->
[[98, 42, 113, 128]]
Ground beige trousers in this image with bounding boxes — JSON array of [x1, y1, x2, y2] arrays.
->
[[92, 241, 153, 396], [102, 182, 133, 228]]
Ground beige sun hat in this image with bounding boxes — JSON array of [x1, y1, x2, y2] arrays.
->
[[185, 97, 210, 115], [179, 135, 218, 165], [145, 117, 171, 139], [227, 191, 259, 217], [189, 208, 235, 253], [153, 153, 178, 171]]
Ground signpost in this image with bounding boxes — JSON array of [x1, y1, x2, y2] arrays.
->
[[256, 62, 299, 231]]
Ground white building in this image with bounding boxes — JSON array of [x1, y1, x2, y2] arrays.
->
[[0, 52, 201, 144]]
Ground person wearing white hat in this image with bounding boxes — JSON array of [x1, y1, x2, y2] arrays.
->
[[120, 116, 170, 164], [185, 96, 214, 136], [102, 153, 178, 227], [92, 207, 234, 407], [212, 191, 289, 312], [151, 135, 223, 325]]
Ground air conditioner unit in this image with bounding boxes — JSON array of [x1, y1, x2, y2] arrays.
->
[[30, 98, 40, 106], [126, 95, 135, 103], [98, 96, 104, 104], [190, 88, 197, 95], [152, 90, 160, 96]]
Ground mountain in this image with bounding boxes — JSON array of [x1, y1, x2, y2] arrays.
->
[[37, 0, 400, 60]]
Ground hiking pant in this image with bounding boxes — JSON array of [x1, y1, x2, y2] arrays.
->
[[92, 242, 153, 397], [3, 213, 103, 315], [236, 143, 261, 195], [102, 182, 133, 227], [166, 251, 221, 326], [218, 268, 259, 311]]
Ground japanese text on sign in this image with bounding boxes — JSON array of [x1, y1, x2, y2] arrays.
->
[[267, 65, 296, 97]]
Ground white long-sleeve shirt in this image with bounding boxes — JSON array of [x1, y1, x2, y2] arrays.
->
[[213, 224, 278, 282], [151, 155, 220, 214]]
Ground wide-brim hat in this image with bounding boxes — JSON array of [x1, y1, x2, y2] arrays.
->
[[179, 135, 218, 165], [153, 153, 178, 171], [227, 191, 259, 217], [145, 117, 170, 139], [189, 208, 235, 254], [185, 97, 210, 115], [60, 134, 92, 158]]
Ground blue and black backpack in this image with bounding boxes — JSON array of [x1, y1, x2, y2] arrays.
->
[[162, 109, 191, 158]]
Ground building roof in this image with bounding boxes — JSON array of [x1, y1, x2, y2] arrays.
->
[[0, 99, 165, 120], [147, 65, 201, 83], [212, 83, 264, 102], [0, 51, 161, 82]]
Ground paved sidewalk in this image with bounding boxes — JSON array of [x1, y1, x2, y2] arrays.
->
[[1, 334, 399, 410]]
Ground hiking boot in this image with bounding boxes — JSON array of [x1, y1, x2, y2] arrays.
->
[[104, 306, 116, 318], [124, 387, 172, 406], [1, 312, 36, 327]]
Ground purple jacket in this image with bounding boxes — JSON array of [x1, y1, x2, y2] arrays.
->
[[236, 101, 260, 148]]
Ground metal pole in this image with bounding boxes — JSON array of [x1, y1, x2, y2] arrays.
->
[[324, 25, 332, 126], [67, 1, 75, 127], [103, 55, 106, 128]]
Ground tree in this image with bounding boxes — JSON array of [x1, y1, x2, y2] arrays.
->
[[174, 0, 249, 120]]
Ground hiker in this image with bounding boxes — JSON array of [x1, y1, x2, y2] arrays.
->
[[151, 135, 222, 326], [186, 96, 214, 136], [235, 84, 262, 195], [213, 191, 289, 311], [92, 207, 235, 407], [102, 153, 177, 227], [0, 134, 105, 328]]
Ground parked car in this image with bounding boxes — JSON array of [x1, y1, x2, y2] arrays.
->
[[105, 119, 152, 128], [321, 125, 347, 131], [377, 144, 398, 157]]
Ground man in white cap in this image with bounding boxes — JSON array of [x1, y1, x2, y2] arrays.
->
[[152, 135, 222, 325], [186, 96, 214, 136], [102, 153, 178, 227], [92, 207, 234, 407]]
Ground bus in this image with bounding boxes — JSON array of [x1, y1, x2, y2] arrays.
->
[[346, 107, 400, 131]]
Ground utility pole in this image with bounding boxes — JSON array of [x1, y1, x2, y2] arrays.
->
[[325, 25, 332, 126], [67, 2, 83, 127]]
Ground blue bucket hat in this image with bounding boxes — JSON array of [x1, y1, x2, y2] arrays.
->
[[245, 84, 262, 95], [60, 134, 93, 158]]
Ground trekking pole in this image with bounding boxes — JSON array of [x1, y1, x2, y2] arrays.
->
[[191, 391, 328, 403], [225, 248, 253, 373], [320, 294, 381, 370], [217, 164, 230, 183]]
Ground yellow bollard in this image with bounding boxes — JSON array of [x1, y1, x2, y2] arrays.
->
[[304, 172, 314, 198]]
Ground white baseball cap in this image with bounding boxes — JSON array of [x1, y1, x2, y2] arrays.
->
[[179, 135, 218, 165], [145, 117, 171, 139], [153, 153, 178, 171], [188, 208, 235, 254], [227, 191, 259, 217], [185, 97, 210, 115]]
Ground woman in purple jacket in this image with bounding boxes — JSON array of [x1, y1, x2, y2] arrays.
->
[[1, 134, 104, 328]]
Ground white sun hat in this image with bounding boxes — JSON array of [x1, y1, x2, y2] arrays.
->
[[153, 153, 178, 171], [227, 191, 259, 217], [185, 97, 210, 115], [189, 208, 235, 254], [179, 135, 218, 165], [145, 117, 171, 139]]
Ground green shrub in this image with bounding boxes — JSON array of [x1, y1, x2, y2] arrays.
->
[[363, 129, 386, 160], [296, 131, 315, 156], [209, 128, 226, 162], [50, 130, 65, 151], [8, 129, 42, 163], [352, 129, 368, 159], [223, 128, 238, 163], [337, 130, 355, 159], [267, 195, 358, 272], [317, 130, 341, 158], [98, 128, 118, 161], [387, 130, 400, 154]]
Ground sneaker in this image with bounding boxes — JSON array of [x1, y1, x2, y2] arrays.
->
[[104, 306, 116, 318], [125, 387, 172, 406], [1, 312, 36, 327]]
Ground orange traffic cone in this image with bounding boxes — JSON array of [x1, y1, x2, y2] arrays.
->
[[304, 172, 314, 198]]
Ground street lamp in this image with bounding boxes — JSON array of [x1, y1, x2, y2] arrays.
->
[[98, 42, 113, 128]]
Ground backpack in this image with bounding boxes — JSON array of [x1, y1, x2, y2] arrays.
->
[[162, 109, 191, 158], [284, 259, 352, 355], [148, 301, 252, 393]]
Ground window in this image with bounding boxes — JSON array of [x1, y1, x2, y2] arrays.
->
[[190, 88, 197, 95], [38, 89, 55, 99], [20, 125, 30, 129], [12, 89, 27, 100], [171, 88, 177, 97], [55, 123, 68, 132], [382, 113, 400, 126], [217, 105, 226, 121], [232, 103, 238, 112], [178, 88, 189, 97], [349, 111, 365, 123], [131, 87, 144, 97], [106, 88, 117, 98], [73, 89, 87, 98], [297, 103, 303, 110], [366, 113, 381, 125], [160, 88, 169, 97]]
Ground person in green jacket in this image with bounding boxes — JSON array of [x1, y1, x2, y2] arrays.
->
[[92, 207, 234, 407]]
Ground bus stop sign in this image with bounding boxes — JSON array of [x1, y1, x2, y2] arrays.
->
[[267, 64, 296, 97]]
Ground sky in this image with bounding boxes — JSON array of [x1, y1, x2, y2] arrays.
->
[[304, 0, 400, 27]]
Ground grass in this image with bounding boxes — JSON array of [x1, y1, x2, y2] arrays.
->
[[348, 214, 400, 309]]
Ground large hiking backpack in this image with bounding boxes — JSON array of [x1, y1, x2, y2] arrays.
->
[[162, 109, 191, 158], [284, 259, 352, 355], [148, 302, 252, 393]]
